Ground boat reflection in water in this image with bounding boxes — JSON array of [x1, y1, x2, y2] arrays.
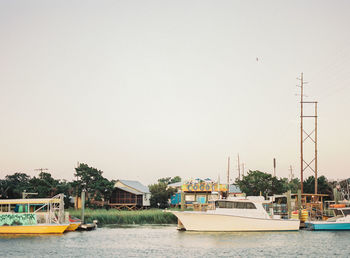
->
[[170, 197, 300, 232]]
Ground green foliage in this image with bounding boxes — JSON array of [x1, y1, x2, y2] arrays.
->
[[303, 175, 332, 195], [158, 176, 181, 185], [68, 208, 177, 225], [3, 173, 31, 198], [287, 178, 301, 193], [29, 172, 59, 198], [149, 181, 178, 209], [236, 170, 289, 196], [72, 163, 114, 205]]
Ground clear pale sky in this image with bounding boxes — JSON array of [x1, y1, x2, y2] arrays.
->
[[1, 0, 349, 185]]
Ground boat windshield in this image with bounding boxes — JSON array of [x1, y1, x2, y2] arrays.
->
[[215, 201, 256, 209], [342, 209, 350, 216], [334, 209, 343, 216]]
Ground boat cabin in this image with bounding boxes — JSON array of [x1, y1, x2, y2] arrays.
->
[[209, 198, 271, 219], [333, 207, 350, 217]]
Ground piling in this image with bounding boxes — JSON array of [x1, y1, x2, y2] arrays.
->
[[181, 191, 185, 211], [286, 190, 292, 219], [297, 189, 302, 217], [333, 188, 339, 204], [81, 190, 86, 224]]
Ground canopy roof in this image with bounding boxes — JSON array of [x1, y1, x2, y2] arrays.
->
[[0, 198, 60, 205]]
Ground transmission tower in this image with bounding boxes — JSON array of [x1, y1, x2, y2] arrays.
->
[[298, 73, 318, 194]]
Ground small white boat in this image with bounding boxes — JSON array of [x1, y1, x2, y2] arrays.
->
[[170, 197, 300, 232], [307, 207, 350, 231]]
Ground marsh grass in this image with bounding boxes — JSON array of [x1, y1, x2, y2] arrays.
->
[[67, 208, 177, 225]]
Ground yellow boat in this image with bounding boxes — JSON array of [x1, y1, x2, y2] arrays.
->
[[0, 194, 70, 234], [0, 224, 69, 234], [66, 221, 81, 232]]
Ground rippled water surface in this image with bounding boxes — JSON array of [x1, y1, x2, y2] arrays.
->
[[0, 225, 350, 257]]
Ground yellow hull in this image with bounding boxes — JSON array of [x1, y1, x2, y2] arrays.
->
[[0, 224, 69, 234], [66, 222, 81, 231]]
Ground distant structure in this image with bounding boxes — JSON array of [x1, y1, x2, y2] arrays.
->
[[298, 72, 318, 194], [169, 178, 243, 208], [109, 180, 151, 210]]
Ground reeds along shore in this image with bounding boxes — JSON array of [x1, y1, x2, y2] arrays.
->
[[68, 208, 177, 225]]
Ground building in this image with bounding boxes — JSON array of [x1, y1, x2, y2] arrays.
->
[[109, 180, 151, 210], [170, 178, 243, 207]]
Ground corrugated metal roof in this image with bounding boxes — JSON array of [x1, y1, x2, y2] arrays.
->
[[118, 187, 141, 195], [119, 180, 150, 193]]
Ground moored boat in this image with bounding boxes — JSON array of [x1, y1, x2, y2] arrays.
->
[[169, 197, 300, 232], [0, 224, 69, 234], [0, 194, 69, 234], [66, 217, 82, 231], [307, 207, 350, 231]]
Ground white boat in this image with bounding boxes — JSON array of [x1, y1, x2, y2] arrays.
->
[[170, 198, 300, 232], [306, 207, 350, 231]]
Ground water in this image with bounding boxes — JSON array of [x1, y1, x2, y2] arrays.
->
[[0, 225, 350, 257]]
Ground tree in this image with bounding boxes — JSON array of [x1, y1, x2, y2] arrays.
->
[[287, 178, 300, 193], [4, 173, 31, 198], [149, 179, 178, 209], [0, 179, 10, 198], [303, 175, 332, 195], [72, 163, 114, 206], [236, 170, 288, 196], [169, 176, 181, 184], [157, 176, 181, 185], [29, 172, 59, 198]]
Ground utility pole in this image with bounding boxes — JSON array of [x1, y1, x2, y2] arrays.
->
[[298, 72, 318, 195], [227, 157, 230, 194], [299, 72, 304, 193], [273, 158, 276, 177], [34, 168, 48, 174], [237, 154, 241, 180], [289, 165, 294, 181]]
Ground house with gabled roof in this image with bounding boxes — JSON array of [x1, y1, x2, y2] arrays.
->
[[109, 180, 151, 210]]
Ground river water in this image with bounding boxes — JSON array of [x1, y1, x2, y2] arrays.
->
[[0, 225, 349, 257]]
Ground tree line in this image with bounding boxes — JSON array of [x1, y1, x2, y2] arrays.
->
[[236, 170, 334, 198], [0, 163, 114, 208], [0, 163, 181, 209], [0, 165, 337, 209]]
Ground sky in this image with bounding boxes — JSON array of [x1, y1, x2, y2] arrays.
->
[[1, 0, 350, 185]]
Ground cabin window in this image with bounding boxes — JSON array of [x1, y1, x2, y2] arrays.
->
[[334, 209, 343, 216], [245, 202, 256, 209], [215, 201, 256, 209], [215, 201, 227, 208], [342, 209, 350, 216]]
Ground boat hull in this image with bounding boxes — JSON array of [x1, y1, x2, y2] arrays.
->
[[171, 211, 300, 231], [0, 224, 69, 234], [66, 222, 81, 232], [308, 221, 350, 231]]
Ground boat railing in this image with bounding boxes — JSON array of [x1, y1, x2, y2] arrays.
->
[[32, 194, 65, 224]]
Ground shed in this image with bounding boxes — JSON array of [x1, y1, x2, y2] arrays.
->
[[109, 180, 151, 210]]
